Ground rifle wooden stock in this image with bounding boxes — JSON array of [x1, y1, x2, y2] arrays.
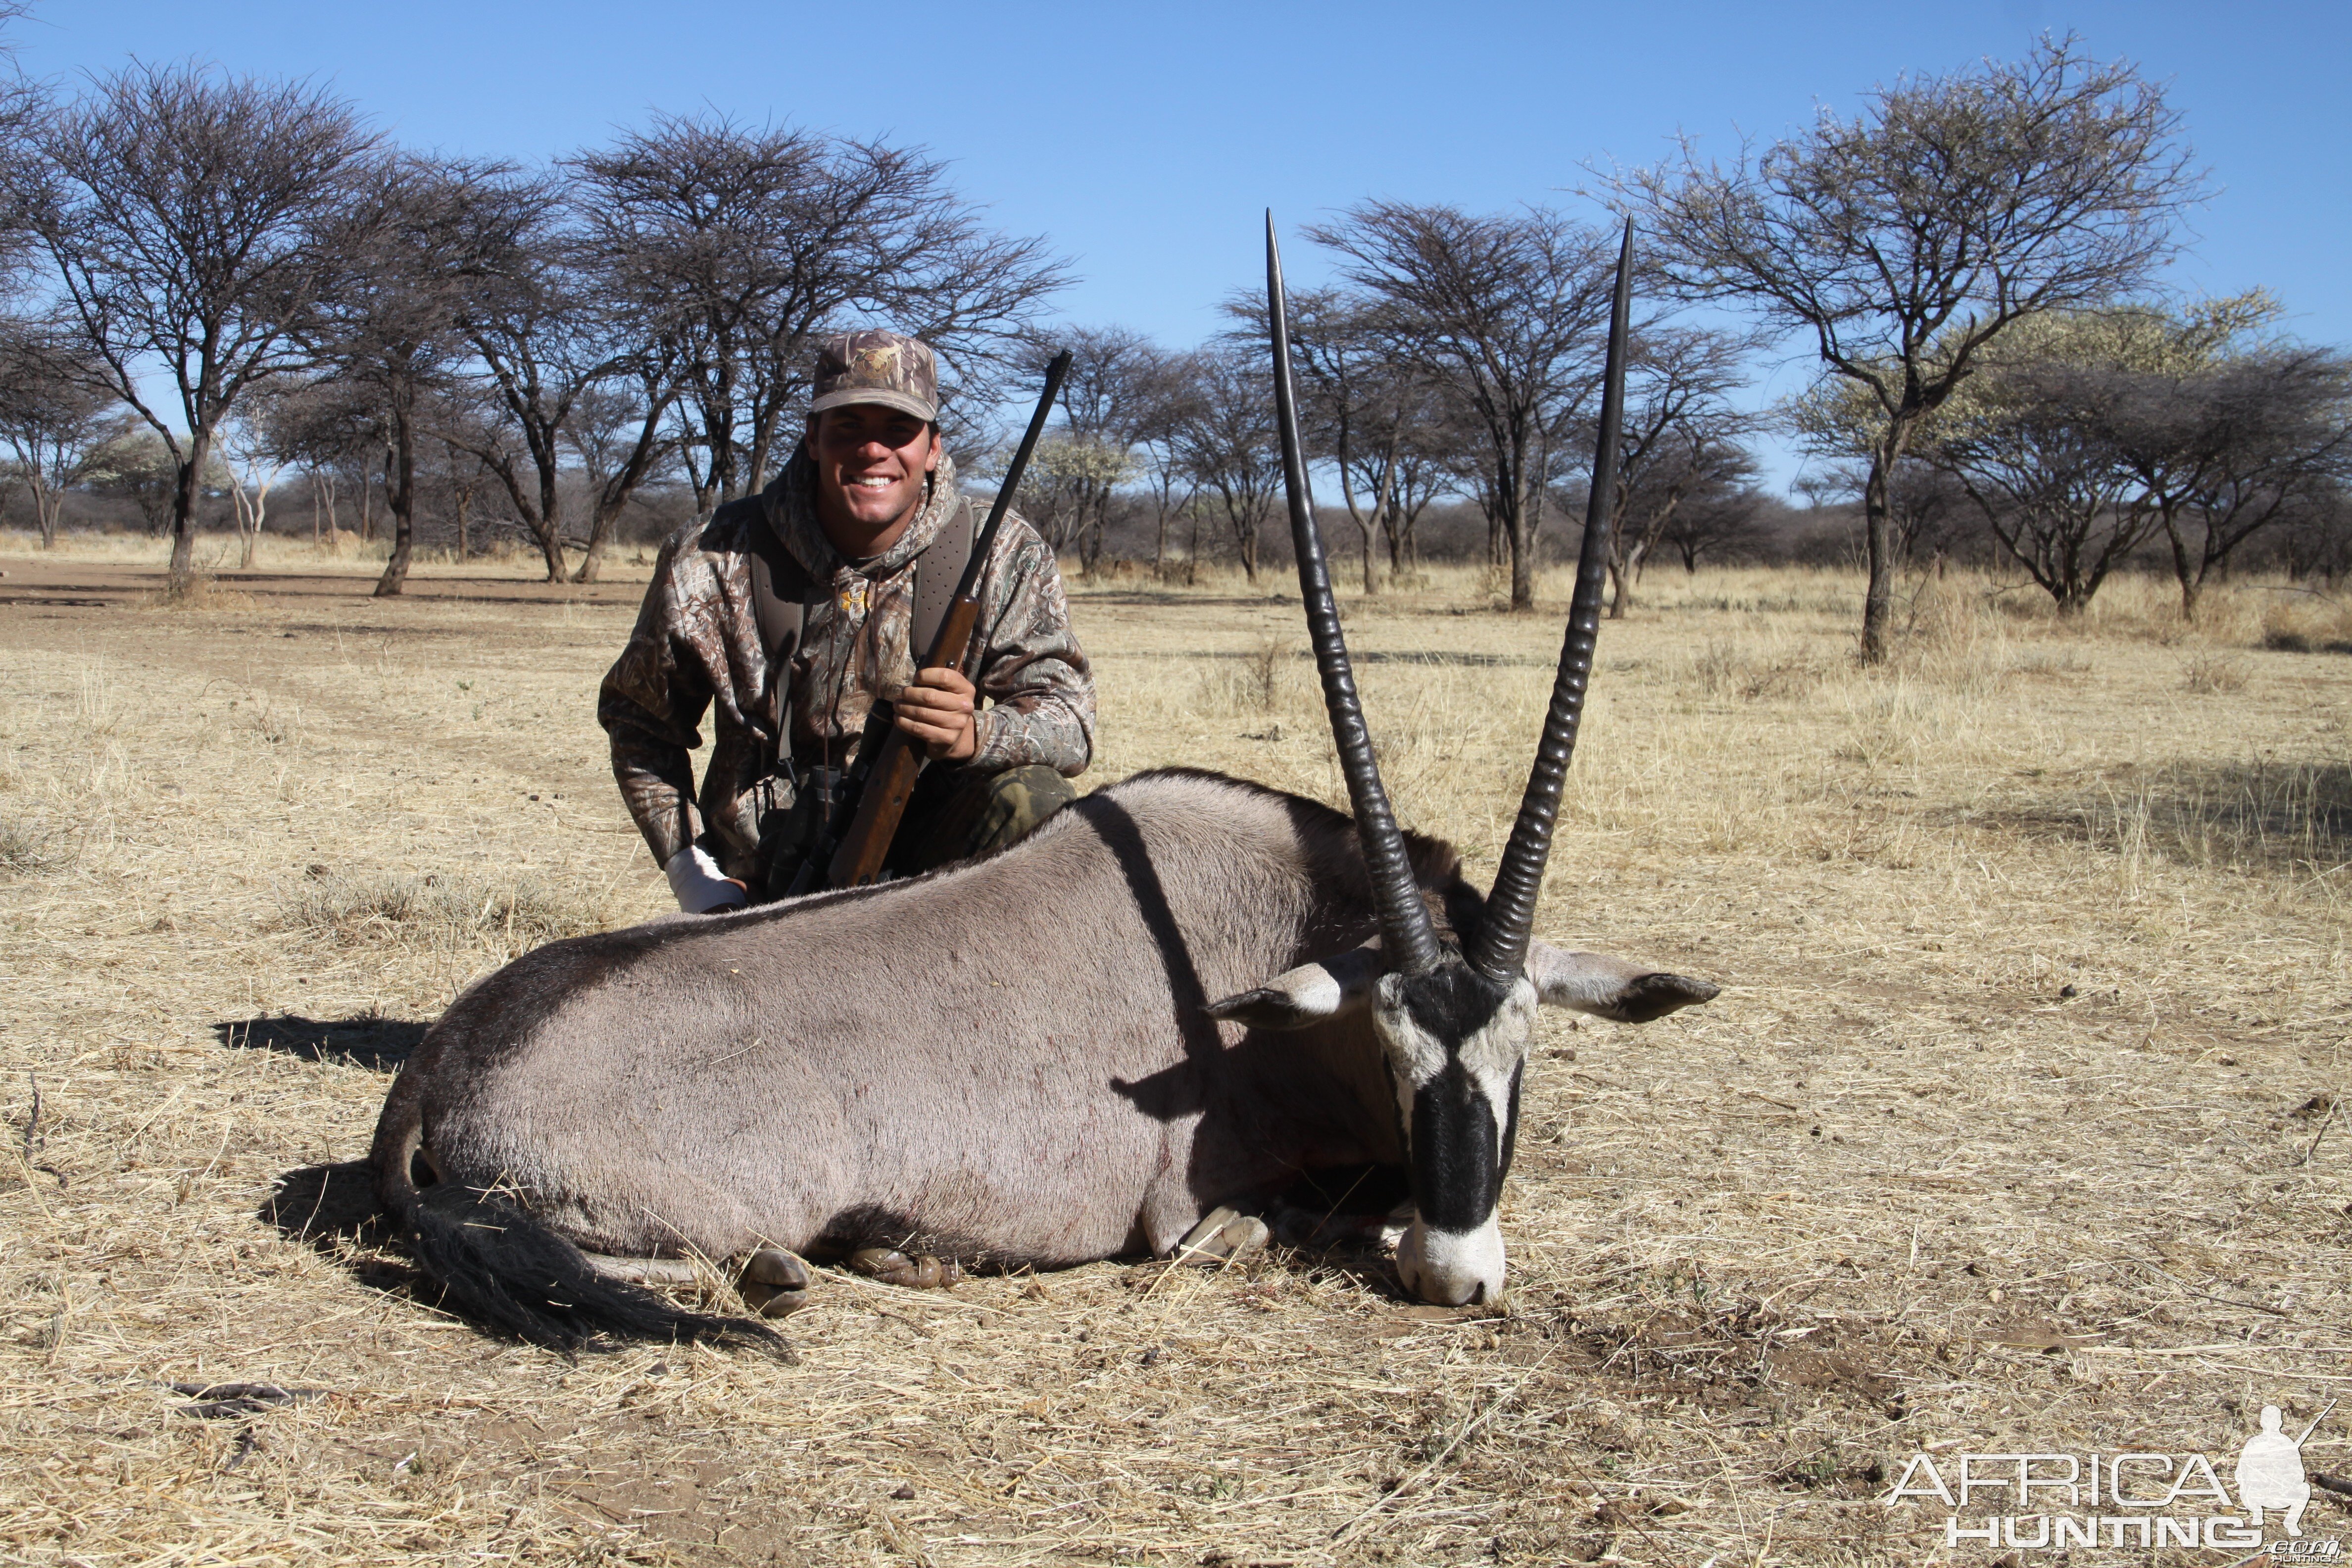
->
[[824, 595, 983, 887], [821, 349, 1072, 889]]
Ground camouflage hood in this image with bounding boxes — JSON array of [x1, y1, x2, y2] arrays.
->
[[762, 448, 965, 582]]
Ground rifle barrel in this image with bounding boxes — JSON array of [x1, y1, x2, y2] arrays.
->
[[822, 349, 1075, 888]]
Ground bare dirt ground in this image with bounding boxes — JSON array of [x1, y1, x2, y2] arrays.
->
[[2, 535, 2350, 1566]]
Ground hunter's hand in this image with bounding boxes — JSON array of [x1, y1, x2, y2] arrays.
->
[[892, 666, 979, 761]]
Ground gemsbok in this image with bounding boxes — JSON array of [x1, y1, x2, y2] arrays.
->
[[367, 215, 1715, 1351]]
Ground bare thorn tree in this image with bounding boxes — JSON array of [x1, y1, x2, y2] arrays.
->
[[1610, 35, 2204, 659], [0, 321, 120, 546], [568, 115, 1067, 518], [1174, 342, 1282, 584], [563, 362, 683, 583], [2075, 303, 2352, 619], [317, 154, 497, 596], [1593, 324, 1757, 615], [1221, 287, 1421, 596], [1924, 352, 2163, 611], [28, 63, 378, 582], [1307, 203, 1617, 610], [1015, 326, 1158, 575], [215, 383, 300, 569], [437, 167, 606, 582], [1130, 348, 1206, 581]]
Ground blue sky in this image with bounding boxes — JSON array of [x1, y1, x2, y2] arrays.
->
[[14, 1, 2345, 493]]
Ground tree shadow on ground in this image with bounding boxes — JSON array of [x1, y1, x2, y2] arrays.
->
[[1985, 758, 2352, 879], [213, 1014, 428, 1070]]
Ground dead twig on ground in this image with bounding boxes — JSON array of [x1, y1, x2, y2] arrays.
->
[[20, 1072, 64, 1187]]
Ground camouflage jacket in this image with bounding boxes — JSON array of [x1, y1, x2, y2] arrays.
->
[[599, 450, 1094, 877]]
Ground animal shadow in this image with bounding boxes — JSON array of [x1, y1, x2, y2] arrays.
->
[[259, 1161, 428, 1297], [214, 1014, 428, 1071], [260, 1160, 380, 1246]]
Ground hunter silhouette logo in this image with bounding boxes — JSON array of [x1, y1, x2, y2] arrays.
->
[[2238, 1405, 2316, 1537], [1885, 1400, 2339, 1553]]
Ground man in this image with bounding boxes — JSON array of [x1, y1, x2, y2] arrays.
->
[[601, 331, 1093, 913]]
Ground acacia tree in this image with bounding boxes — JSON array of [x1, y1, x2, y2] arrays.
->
[[1372, 376, 1461, 578], [268, 374, 378, 542], [2142, 350, 2352, 612], [1175, 343, 1281, 583], [86, 426, 179, 533], [1307, 203, 1617, 609], [1660, 481, 1766, 572], [1610, 432, 1758, 602], [2066, 301, 2352, 617], [563, 363, 684, 583], [1130, 347, 1205, 579], [317, 155, 500, 595], [0, 324, 120, 546], [1016, 435, 1136, 564], [1926, 354, 2158, 610], [422, 392, 501, 560], [215, 388, 298, 568], [569, 115, 805, 518], [29, 64, 377, 583], [2280, 483, 2352, 586], [439, 169, 607, 581], [1224, 287, 1422, 595], [1592, 325, 1754, 615], [1614, 37, 2203, 659], [570, 115, 1065, 517], [1016, 327, 1160, 574]]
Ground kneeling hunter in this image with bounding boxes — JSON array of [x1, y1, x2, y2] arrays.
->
[[601, 331, 1094, 913]]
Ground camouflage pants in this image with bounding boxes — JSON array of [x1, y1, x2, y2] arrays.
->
[[756, 762, 1074, 897], [884, 762, 1077, 878]]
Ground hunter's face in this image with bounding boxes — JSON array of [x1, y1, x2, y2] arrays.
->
[[810, 404, 941, 552]]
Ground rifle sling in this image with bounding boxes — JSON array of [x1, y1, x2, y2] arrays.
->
[[747, 488, 977, 770]]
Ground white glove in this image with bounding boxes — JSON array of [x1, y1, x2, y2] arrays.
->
[[665, 844, 747, 914]]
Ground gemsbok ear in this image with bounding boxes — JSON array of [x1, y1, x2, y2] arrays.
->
[[1528, 941, 1720, 1023], [1205, 946, 1383, 1031]]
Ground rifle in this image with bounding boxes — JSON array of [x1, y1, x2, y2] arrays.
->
[[785, 348, 1074, 894]]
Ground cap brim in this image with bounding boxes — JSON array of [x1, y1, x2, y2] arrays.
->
[[810, 388, 938, 423]]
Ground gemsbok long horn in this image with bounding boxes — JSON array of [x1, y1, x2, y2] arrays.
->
[[1468, 217, 1636, 986], [1266, 210, 1441, 977]]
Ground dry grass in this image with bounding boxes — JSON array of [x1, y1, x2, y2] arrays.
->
[[0, 526, 658, 577], [0, 809, 69, 876], [137, 571, 259, 613], [4, 553, 2352, 1566], [282, 869, 623, 961], [2261, 592, 2352, 655]]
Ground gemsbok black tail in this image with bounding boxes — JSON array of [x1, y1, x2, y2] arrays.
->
[[374, 1088, 788, 1358]]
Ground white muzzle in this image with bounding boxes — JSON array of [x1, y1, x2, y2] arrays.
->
[[1396, 1214, 1506, 1306]]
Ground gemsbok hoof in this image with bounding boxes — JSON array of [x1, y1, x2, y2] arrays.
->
[[846, 1247, 962, 1289], [736, 1248, 812, 1318], [1173, 1207, 1271, 1267]]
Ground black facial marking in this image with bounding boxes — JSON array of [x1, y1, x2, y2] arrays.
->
[[1399, 964, 1512, 1047], [1496, 1059, 1524, 1181], [1410, 1058, 1502, 1232]]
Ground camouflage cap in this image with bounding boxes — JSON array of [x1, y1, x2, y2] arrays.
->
[[810, 330, 940, 424]]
